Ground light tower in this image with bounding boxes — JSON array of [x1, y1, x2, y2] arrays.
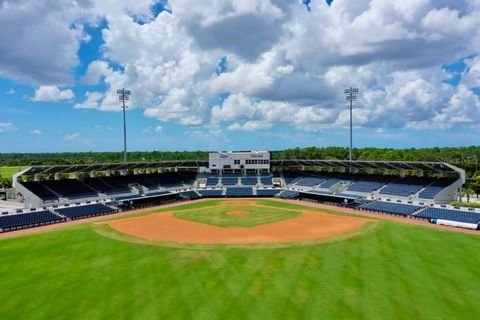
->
[[117, 88, 131, 165], [344, 87, 358, 172]]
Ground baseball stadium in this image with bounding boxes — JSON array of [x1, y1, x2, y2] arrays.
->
[[2, 0, 480, 319], [0, 151, 479, 319]]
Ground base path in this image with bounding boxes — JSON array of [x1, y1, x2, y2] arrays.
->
[[108, 210, 371, 245]]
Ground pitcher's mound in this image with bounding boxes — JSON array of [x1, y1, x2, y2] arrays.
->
[[227, 210, 250, 216]]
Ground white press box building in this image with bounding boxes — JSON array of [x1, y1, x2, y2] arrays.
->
[[208, 151, 270, 174]]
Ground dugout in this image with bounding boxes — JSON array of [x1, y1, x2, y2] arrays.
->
[[298, 190, 361, 204], [115, 192, 181, 209]]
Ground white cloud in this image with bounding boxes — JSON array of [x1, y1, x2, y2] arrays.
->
[[32, 86, 74, 102], [63, 133, 81, 141], [63, 132, 92, 144], [74, 91, 104, 109], [30, 129, 42, 135], [2, 0, 480, 134], [5, 89, 15, 95], [0, 122, 14, 133]]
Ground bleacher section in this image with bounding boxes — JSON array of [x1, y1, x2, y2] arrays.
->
[[222, 177, 238, 186], [259, 177, 273, 185], [0, 210, 65, 232], [256, 189, 281, 196], [55, 203, 117, 220], [277, 190, 299, 199], [360, 201, 421, 216], [226, 187, 253, 197], [379, 177, 434, 197], [84, 178, 129, 194], [241, 177, 258, 186], [179, 191, 201, 200], [42, 180, 97, 199], [20, 182, 58, 201], [347, 176, 393, 193], [416, 207, 480, 224], [419, 179, 455, 199], [198, 189, 223, 197], [206, 177, 219, 187], [295, 177, 325, 187]]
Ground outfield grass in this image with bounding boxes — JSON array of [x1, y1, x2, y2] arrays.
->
[[175, 205, 301, 227], [1, 200, 480, 319], [0, 166, 27, 179]]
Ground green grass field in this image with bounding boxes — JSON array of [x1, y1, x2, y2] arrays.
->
[[1, 199, 480, 319], [0, 166, 27, 179]]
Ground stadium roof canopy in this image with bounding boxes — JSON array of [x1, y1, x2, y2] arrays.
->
[[270, 159, 459, 172], [19, 159, 460, 176]]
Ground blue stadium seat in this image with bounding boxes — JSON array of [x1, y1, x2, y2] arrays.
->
[[226, 187, 253, 197], [259, 177, 273, 185], [256, 189, 280, 196], [277, 190, 299, 199], [55, 204, 116, 220], [360, 201, 421, 216], [197, 189, 223, 197], [179, 191, 201, 199], [222, 177, 238, 186], [241, 177, 258, 186], [0, 210, 64, 232], [416, 207, 480, 224]]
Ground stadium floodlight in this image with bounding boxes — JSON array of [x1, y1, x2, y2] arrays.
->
[[117, 88, 131, 165], [344, 87, 359, 172]]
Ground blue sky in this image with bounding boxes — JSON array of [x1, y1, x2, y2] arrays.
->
[[1, 0, 480, 152]]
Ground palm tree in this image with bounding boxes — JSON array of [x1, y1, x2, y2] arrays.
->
[[463, 188, 475, 203]]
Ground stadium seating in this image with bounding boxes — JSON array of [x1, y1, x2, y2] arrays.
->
[[55, 203, 116, 220], [226, 187, 253, 197], [256, 189, 281, 196], [416, 207, 480, 224], [222, 177, 238, 186], [20, 182, 59, 201], [418, 179, 455, 199], [295, 177, 325, 187], [319, 179, 342, 188], [206, 177, 219, 187], [379, 177, 434, 197], [259, 177, 273, 185], [42, 180, 98, 199], [277, 190, 300, 199], [241, 177, 258, 186], [347, 178, 389, 193], [83, 178, 130, 194], [179, 191, 201, 199], [360, 201, 421, 216], [197, 189, 223, 197], [0, 210, 64, 232]]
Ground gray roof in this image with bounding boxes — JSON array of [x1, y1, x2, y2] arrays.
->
[[20, 159, 459, 176]]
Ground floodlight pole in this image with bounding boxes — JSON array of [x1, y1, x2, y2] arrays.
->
[[344, 87, 358, 173], [117, 88, 131, 165]]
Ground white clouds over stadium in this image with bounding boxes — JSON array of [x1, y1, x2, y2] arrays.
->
[[1, 0, 480, 133]]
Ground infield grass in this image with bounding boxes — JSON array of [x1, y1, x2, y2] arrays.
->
[[1, 199, 480, 319], [174, 205, 301, 227]]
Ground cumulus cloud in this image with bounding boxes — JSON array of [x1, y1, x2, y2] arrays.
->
[[30, 129, 42, 135], [3, 0, 480, 134], [74, 91, 104, 109], [32, 86, 75, 102]]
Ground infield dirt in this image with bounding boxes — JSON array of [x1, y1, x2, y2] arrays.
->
[[108, 201, 372, 244]]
